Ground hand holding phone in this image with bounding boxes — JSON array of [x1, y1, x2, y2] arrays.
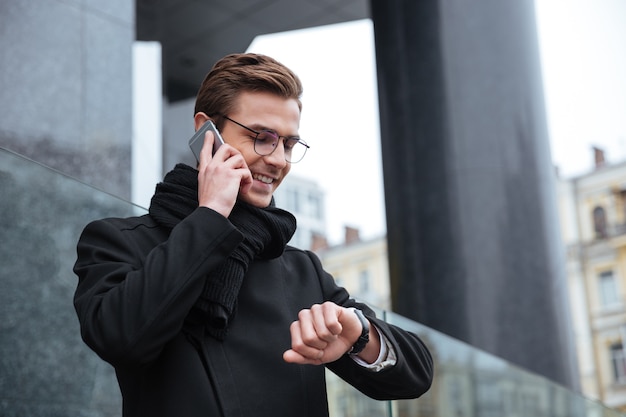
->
[[189, 120, 225, 163]]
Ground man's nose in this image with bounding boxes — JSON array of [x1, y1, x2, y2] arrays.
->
[[264, 141, 288, 167]]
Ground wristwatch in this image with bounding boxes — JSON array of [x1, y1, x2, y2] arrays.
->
[[348, 308, 370, 355]]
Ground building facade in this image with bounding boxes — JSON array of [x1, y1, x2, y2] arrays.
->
[[273, 174, 327, 250], [558, 150, 626, 410], [315, 230, 390, 311]]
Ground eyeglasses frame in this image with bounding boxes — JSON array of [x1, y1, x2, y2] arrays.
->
[[219, 115, 310, 163]]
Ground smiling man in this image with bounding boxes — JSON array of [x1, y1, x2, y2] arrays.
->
[[73, 53, 433, 417]]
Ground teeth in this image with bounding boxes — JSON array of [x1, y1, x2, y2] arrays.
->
[[254, 174, 273, 184]]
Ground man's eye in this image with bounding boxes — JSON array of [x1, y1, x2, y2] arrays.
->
[[257, 131, 278, 143], [284, 138, 299, 151]]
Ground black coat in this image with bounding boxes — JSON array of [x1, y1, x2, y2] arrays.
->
[[74, 207, 433, 417]]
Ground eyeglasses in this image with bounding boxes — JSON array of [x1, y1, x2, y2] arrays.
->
[[221, 115, 309, 163]]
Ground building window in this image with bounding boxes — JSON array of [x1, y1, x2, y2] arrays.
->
[[307, 192, 321, 219], [358, 269, 371, 295], [598, 270, 620, 307], [284, 188, 299, 213], [593, 206, 608, 239], [610, 342, 626, 384]]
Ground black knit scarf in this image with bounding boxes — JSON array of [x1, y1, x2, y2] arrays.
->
[[149, 163, 297, 340]]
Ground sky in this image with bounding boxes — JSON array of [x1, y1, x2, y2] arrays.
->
[[246, 2, 626, 246], [536, 0, 626, 177], [247, 21, 383, 245]]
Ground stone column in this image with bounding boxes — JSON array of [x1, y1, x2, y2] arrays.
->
[[371, 0, 579, 389]]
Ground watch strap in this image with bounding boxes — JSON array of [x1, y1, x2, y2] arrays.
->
[[348, 308, 370, 355]]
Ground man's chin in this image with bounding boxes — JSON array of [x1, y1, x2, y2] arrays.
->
[[239, 193, 272, 208]]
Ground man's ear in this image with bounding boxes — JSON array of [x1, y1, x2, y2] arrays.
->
[[193, 112, 210, 131]]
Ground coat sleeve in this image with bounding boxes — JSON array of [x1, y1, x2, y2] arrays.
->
[[304, 251, 434, 400], [73, 207, 243, 367]]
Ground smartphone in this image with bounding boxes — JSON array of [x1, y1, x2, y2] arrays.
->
[[189, 120, 224, 163]]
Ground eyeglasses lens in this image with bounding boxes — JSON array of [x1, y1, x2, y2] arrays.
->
[[254, 131, 307, 163]]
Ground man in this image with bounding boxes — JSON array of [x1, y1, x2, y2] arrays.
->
[[73, 53, 433, 416]]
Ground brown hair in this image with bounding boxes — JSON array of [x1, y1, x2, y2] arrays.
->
[[194, 53, 303, 129]]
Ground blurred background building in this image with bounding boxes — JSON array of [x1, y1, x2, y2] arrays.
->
[[273, 174, 327, 250], [557, 148, 626, 411], [316, 228, 390, 311]]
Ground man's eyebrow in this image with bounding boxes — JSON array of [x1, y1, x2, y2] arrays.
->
[[248, 123, 300, 138], [246, 122, 270, 131]]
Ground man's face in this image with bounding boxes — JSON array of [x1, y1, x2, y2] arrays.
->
[[220, 91, 301, 208]]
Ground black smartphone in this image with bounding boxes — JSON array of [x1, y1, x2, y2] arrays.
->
[[189, 120, 225, 163]]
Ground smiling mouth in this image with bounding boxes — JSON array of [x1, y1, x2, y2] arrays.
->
[[253, 173, 275, 184]]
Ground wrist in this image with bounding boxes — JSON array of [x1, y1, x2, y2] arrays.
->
[[347, 307, 370, 356]]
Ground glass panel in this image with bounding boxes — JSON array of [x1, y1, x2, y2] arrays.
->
[[0, 148, 139, 416], [2, 147, 624, 417]]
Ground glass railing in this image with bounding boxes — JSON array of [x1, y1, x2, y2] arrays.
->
[[1, 146, 623, 417]]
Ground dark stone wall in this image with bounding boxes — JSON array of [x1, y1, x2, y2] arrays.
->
[[0, 0, 134, 200], [371, 0, 579, 389]]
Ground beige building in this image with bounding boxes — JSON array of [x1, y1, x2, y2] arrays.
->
[[314, 227, 391, 311], [558, 148, 626, 411]]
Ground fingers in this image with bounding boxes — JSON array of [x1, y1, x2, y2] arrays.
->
[[198, 130, 216, 167], [283, 321, 325, 365], [238, 167, 253, 195], [284, 302, 350, 365], [196, 131, 251, 216], [306, 304, 341, 343]]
